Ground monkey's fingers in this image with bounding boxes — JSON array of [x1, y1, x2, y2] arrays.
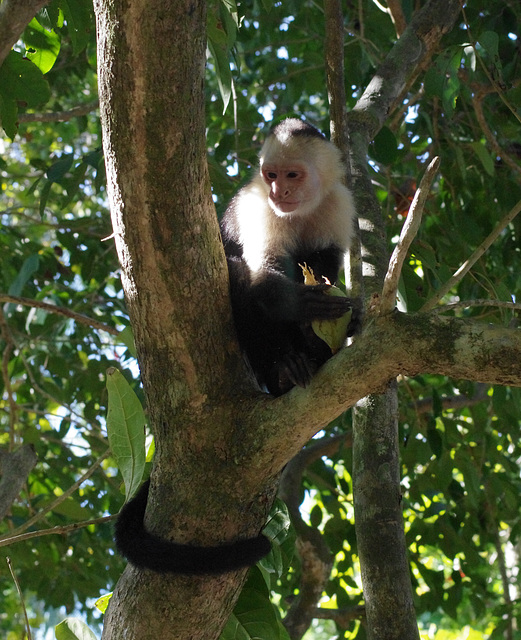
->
[[280, 352, 314, 389], [346, 305, 363, 336], [301, 288, 354, 320]]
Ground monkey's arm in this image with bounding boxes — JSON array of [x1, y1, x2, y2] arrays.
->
[[251, 271, 353, 323], [115, 480, 271, 575]]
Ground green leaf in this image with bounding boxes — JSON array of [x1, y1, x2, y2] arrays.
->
[[106, 368, 146, 500], [0, 92, 18, 139], [221, 567, 283, 640], [370, 126, 398, 165], [470, 141, 495, 177], [309, 504, 323, 527], [220, 614, 251, 640], [39, 179, 53, 217], [8, 254, 40, 296], [61, 0, 93, 56], [260, 499, 295, 577], [24, 17, 61, 74], [0, 50, 51, 107], [55, 617, 97, 640], [51, 498, 90, 520], [117, 326, 137, 358], [207, 40, 232, 113], [426, 417, 443, 459], [47, 154, 74, 182], [94, 593, 112, 614], [478, 31, 500, 64], [62, 161, 88, 207]]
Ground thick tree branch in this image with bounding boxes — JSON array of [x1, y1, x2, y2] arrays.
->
[[280, 436, 348, 639], [349, 0, 461, 143], [386, 0, 407, 37], [323, 0, 363, 300], [0, 0, 48, 67], [245, 312, 521, 475]]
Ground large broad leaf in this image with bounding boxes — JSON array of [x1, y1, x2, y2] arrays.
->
[[220, 567, 289, 640], [106, 368, 146, 499], [259, 498, 295, 578], [24, 17, 61, 74], [8, 255, 40, 297], [61, 0, 93, 56], [0, 51, 51, 137], [55, 618, 97, 640]]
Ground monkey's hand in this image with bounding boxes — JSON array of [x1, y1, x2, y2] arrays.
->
[[267, 351, 315, 395], [298, 284, 354, 321], [346, 300, 363, 337]]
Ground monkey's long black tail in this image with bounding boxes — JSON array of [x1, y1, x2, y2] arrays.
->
[[114, 479, 271, 575]]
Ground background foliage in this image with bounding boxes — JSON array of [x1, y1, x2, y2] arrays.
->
[[0, 0, 520, 638]]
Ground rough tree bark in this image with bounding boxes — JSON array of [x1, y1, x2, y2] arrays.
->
[[92, 0, 521, 639], [348, 2, 461, 638]]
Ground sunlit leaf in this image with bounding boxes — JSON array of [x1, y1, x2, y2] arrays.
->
[[24, 18, 61, 74], [106, 368, 146, 499], [94, 593, 112, 613]]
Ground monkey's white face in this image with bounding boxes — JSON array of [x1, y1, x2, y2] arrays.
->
[[261, 162, 322, 217]]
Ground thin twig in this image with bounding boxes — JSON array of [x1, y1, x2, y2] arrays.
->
[[472, 91, 521, 178], [433, 299, 521, 313], [0, 306, 17, 449], [0, 514, 116, 548], [0, 450, 111, 541], [17, 100, 99, 123], [6, 557, 33, 640], [421, 198, 521, 312], [314, 604, 365, 627], [380, 157, 440, 314], [0, 293, 119, 335]]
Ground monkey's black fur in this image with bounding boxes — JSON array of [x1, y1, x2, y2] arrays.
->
[[223, 246, 354, 395], [115, 480, 271, 575]]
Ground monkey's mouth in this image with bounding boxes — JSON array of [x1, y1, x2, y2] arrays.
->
[[270, 199, 300, 213]]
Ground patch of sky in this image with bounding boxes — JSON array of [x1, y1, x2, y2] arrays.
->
[[404, 104, 419, 124], [227, 160, 239, 177], [279, 15, 294, 31], [258, 103, 275, 122]]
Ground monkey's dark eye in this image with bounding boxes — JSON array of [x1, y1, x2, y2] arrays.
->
[[266, 171, 277, 180], [287, 171, 299, 179]]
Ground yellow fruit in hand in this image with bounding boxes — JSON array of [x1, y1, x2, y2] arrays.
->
[[299, 263, 352, 354]]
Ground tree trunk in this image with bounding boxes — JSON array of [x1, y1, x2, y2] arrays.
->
[[94, 1, 275, 638]]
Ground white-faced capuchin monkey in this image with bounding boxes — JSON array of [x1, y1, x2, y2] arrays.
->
[[114, 118, 359, 576], [222, 117, 359, 396]]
